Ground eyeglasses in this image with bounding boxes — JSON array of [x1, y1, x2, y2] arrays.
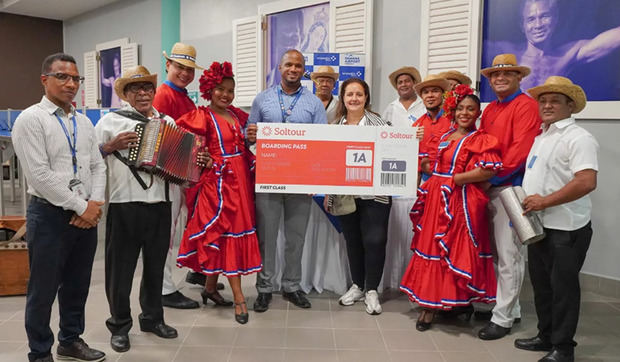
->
[[126, 82, 155, 93], [44, 72, 84, 84]]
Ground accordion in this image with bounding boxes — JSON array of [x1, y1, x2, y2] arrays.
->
[[127, 118, 205, 185]]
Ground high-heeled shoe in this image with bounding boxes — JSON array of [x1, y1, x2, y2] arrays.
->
[[416, 309, 435, 332], [234, 301, 249, 325], [201, 290, 233, 306]]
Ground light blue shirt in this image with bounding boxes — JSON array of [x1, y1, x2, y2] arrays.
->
[[249, 85, 327, 125]]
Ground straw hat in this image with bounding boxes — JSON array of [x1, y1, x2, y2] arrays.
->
[[388, 66, 422, 89], [527, 76, 587, 113], [438, 70, 472, 86], [163, 42, 204, 69], [114, 65, 157, 101], [480, 53, 531, 78], [414, 74, 450, 95], [310, 65, 339, 82]]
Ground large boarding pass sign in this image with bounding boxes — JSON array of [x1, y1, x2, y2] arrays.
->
[[255, 123, 418, 196]]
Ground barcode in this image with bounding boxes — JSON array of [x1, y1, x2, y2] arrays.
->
[[346, 167, 371, 182], [381, 173, 406, 186]]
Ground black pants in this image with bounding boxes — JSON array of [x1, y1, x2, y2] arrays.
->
[[25, 197, 97, 361], [105, 202, 171, 336], [528, 222, 592, 351], [338, 198, 391, 291]]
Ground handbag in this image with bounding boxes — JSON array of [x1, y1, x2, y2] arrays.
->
[[327, 194, 356, 216]]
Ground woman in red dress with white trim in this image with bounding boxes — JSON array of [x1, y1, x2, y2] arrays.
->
[[400, 86, 500, 331], [176, 62, 261, 324]]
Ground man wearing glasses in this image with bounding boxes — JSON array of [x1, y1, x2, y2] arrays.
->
[[13, 53, 106, 362], [95, 66, 178, 353]]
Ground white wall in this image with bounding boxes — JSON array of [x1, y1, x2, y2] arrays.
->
[[180, 0, 422, 109], [63, 0, 162, 107], [576, 120, 620, 280]]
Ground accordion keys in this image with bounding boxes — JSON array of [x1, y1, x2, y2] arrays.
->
[[128, 119, 205, 186]]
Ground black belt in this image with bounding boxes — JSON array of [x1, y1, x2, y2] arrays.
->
[[32, 196, 52, 205]]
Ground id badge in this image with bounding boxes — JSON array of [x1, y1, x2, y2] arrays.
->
[[68, 179, 87, 200]]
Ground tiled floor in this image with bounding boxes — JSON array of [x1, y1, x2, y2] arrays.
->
[[1, 191, 620, 361]]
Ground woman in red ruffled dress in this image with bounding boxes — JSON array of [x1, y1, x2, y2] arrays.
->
[[176, 62, 261, 324], [400, 85, 500, 331]]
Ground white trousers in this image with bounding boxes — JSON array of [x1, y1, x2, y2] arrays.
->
[[162, 185, 187, 296], [487, 186, 525, 328]]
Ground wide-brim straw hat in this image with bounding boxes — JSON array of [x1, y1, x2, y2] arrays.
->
[[528, 76, 587, 113], [163, 42, 204, 70], [480, 53, 531, 78], [389, 66, 422, 89], [414, 74, 451, 95], [311, 65, 339, 82], [114, 65, 158, 102], [438, 70, 472, 86]]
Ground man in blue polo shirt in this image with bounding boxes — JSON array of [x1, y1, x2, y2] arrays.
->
[[248, 49, 327, 312]]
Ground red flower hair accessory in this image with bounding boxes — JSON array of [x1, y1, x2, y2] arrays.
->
[[442, 84, 474, 119], [199, 61, 234, 100]]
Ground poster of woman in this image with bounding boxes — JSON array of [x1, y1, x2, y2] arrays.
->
[[480, 0, 620, 102], [99, 47, 122, 108], [265, 2, 329, 88]]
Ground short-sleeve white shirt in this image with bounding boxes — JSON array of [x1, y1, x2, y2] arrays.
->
[[522, 117, 599, 231], [382, 97, 426, 128]]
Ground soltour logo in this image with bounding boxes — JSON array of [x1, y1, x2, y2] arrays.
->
[[261, 126, 307, 137]]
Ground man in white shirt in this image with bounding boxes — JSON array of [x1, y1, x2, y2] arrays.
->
[[310, 65, 339, 124], [382, 66, 426, 128], [13, 53, 106, 362], [516, 76, 598, 362], [95, 66, 178, 353]]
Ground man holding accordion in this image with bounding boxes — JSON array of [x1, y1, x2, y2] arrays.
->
[[95, 65, 184, 353]]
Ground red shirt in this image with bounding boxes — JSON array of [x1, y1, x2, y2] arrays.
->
[[413, 110, 453, 159], [480, 91, 541, 186], [153, 81, 196, 121]]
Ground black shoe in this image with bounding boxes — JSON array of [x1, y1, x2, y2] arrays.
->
[[110, 334, 130, 353], [478, 322, 511, 340], [57, 338, 105, 361], [201, 290, 233, 306], [185, 272, 225, 290], [282, 290, 312, 309], [162, 291, 200, 309], [33, 354, 54, 362], [139, 321, 178, 339], [474, 310, 492, 321], [515, 336, 553, 352], [442, 305, 474, 321], [253, 292, 272, 313], [235, 301, 249, 325], [415, 309, 435, 332], [185, 271, 206, 286], [539, 348, 574, 362]]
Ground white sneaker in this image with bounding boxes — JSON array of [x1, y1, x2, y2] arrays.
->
[[338, 284, 364, 306], [364, 290, 382, 315]]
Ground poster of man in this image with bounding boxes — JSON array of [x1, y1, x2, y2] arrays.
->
[[480, 0, 620, 102], [265, 3, 330, 88], [100, 47, 122, 108]]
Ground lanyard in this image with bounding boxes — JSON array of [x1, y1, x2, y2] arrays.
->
[[55, 113, 78, 175], [277, 86, 302, 123]]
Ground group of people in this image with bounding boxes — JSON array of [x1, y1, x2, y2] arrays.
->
[[12, 39, 598, 362]]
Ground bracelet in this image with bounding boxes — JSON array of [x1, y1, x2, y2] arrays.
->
[[99, 144, 109, 157]]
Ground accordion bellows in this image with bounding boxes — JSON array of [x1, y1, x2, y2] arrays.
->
[[128, 119, 205, 185]]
